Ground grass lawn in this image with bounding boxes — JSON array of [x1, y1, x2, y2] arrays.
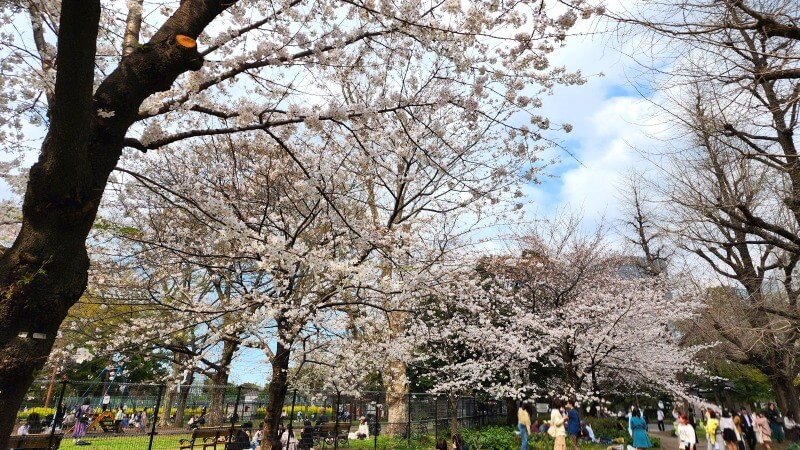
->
[[59, 433, 191, 450]]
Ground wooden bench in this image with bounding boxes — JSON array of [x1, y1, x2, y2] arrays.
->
[[7, 434, 64, 450], [179, 426, 242, 450], [315, 422, 350, 448]]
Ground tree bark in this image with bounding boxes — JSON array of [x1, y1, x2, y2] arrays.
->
[[0, 1, 101, 446], [175, 373, 195, 426], [208, 339, 237, 426], [385, 359, 410, 436], [160, 383, 177, 426], [773, 376, 800, 421], [260, 316, 292, 450], [0, 1, 235, 445], [505, 398, 517, 426], [122, 0, 144, 56], [449, 393, 459, 438]]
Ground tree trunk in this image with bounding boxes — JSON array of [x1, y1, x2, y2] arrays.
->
[[773, 376, 800, 420], [208, 339, 237, 426], [261, 316, 292, 450], [208, 375, 229, 426], [160, 383, 177, 426], [175, 373, 194, 427], [0, 0, 234, 445], [449, 393, 459, 438], [505, 398, 517, 426], [0, 2, 101, 447], [122, 0, 144, 56], [385, 359, 410, 436]]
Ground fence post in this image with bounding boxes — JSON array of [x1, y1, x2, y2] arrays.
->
[[229, 385, 243, 442], [373, 394, 379, 450], [334, 391, 342, 450], [148, 384, 165, 450], [48, 379, 68, 450], [289, 390, 297, 436], [407, 393, 411, 445], [434, 395, 439, 441]]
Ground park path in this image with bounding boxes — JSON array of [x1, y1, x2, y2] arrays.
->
[[648, 425, 680, 450]]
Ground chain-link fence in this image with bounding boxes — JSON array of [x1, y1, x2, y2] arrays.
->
[[11, 380, 506, 450]]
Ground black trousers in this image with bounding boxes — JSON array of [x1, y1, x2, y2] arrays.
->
[[743, 430, 757, 450], [658, 421, 665, 432]]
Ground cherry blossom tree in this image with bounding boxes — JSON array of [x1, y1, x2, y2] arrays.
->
[[508, 217, 700, 398], [0, 0, 597, 442], [411, 216, 701, 410]]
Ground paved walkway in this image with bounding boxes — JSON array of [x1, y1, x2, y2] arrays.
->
[[648, 426, 679, 449], [647, 426, 795, 450]]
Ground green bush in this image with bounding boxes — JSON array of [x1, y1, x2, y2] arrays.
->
[[462, 425, 520, 450], [586, 417, 629, 442], [460, 425, 618, 450]]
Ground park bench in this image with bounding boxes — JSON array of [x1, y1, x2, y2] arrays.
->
[[7, 433, 64, 450], [315, 422, 350, 448], [179, 426, 242, 450]]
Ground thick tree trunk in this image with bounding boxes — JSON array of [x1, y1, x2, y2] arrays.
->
[[449, 393, 459, 438], [208, 374, 229, 427], [160, 383, 177, 426], [385, 360, 410, 436], [505, 398, 517, 426], [773, 376, 800, 420], [175, 373, 194, 426], [208, 339, 237, 426], [260, 316, 292, 450], [0, 2, 101, 446], [0, 0, 233, 445]]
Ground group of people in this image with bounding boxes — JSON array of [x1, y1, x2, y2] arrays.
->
[[684, 404, 792, 450], [518, 399, 626, 450], [67, 398, 150, 445], [111, 405, 149, 433], [248, 416, 372, 450]]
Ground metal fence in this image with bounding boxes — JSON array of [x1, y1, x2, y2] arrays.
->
[[11, 380, 506, 450]]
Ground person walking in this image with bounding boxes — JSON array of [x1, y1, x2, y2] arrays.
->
[[738, 408, 757, 450], [705, 410, 719, 450], [550, 399, 567, 450], [678, 414, 698, 450], [566, 400, 581, 450], [720, 410, 739, 450], [733, 412, 745, 450], [657, 408, 665, 432], [630, 408, 652, 450], [114, 406, 125, 433], [518, 402, 533, 450], [72, 399, 93, 445], [765, 404, 784, 443], [139, 409, 147, 433], [755, 411, 772, 450]]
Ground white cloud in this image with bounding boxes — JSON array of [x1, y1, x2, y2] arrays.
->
[[523, 13, 670, 226]]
